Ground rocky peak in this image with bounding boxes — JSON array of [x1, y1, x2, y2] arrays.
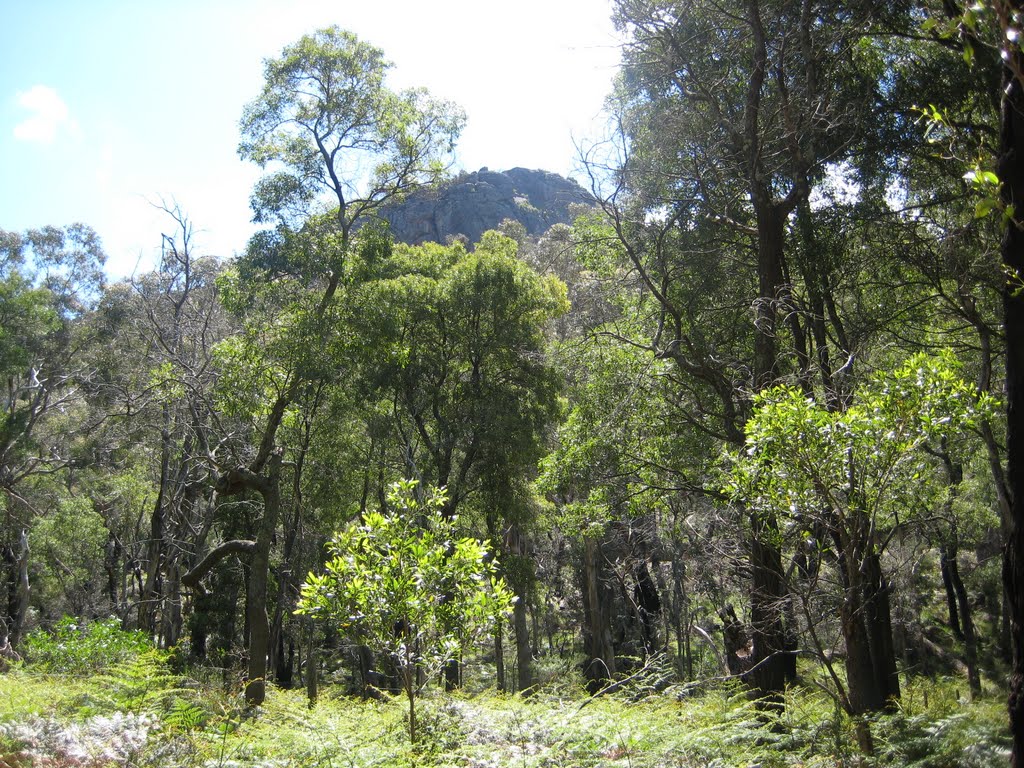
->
[[379, 167, 594, 246]]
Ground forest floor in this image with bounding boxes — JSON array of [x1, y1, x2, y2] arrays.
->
[[0, 655, 1012, 767]]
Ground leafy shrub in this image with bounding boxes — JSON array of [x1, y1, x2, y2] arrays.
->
[[22, 617, 155, 674], [298, 479, 514, 744]]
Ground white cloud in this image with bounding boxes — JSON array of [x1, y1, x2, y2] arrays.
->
[[13, 85, 78, 144]]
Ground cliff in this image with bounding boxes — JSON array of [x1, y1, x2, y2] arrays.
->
[[379, 167, 594, 245]]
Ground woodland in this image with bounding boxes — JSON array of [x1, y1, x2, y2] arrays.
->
[[3, 1, 1024, 766]]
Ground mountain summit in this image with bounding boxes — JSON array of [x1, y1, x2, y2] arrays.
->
[[379, 167, 594, 245]]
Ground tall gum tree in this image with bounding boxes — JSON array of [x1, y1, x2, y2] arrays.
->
[[919, 1, 1024, 757], [995, 0, 1024, 759], [597, 0, 901, 703], [182, 26, 464, 706], [352, 232, 568, 689], [0, 224, 105, 648]]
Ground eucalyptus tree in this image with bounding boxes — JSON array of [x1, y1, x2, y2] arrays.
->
[[81, 205, 229, 647], [181, 27, 464, 706], [989, 1, 1024, 758], [586, 0, 942, 703], [239, 25, 465, 237], [0, 224, 105, 647], [881, 5, 1024, 752], [878, 3, 1024, 756], [351, 232, 567, 689], [539, 326, 696, 689]]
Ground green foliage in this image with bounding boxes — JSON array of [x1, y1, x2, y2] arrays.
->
[[29, 492, 111, 615], [70, 650, 182, 717], [298, 480, 513, 665], [0, 223, 106, 317], [0, 664, 1010, 767], [22, 617, 156, 675], [351, 233, 567, 522], [873, 677, 1011, 766], [0, 269, 58, 377], [727, 351, 997, 528], [539, 330, 696, 536], [239, 25, 464, 227], [298, 479, 514, 741]]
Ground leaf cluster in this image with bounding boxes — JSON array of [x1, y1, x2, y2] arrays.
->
[[727, 351, 997, 533], [296, 479, 513, 684]]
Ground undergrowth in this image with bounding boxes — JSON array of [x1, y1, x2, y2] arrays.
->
[[21, 616, 155, 674], [0, 625, 1011, 767]]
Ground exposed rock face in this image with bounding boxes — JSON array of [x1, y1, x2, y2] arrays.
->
[[379, 167, 594, 245]]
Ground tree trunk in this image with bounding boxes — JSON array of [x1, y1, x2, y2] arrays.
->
[[104, 532, 121, 610], [863, 552, 899, 705], [948, 554, 982, 698], [749, 512, 790, 705], [11, 529, 29, 648], [443, 657, 461, 691], [244, 452, 283, 707], [494, 617, 505, 692], [139, 418, 171, 634], [1000, 16, 1024, 760], [747, 198, 793, 705], [940, 546, 963, 638], [751, 200, 786, 389], [633, 561, 661, 654], [834, 528, 899, 718], [305, 617, 318, 706], [161, 562, 181, 649], [582, 536, 616, 692], [842, 587, 886, 715], [721, 604, 751, 677], [514, 590, 532, 693], [672, 541, 691, 678]]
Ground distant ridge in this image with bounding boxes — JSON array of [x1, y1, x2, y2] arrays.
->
[[379, 167, 595, 245]]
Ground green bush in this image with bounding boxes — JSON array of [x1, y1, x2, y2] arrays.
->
[[22, 616, 155, 674]]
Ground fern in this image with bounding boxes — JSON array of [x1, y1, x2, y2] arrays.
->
[[164, 698, 208, 732]]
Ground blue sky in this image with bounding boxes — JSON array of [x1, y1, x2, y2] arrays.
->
[[0, 0, 621, 276]]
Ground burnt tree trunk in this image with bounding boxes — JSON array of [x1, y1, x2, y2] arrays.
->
[[139, 414, 171, 635], [949, 553, 982, 698], [940, 546, 964, 638], [721, 604, 751, 678], [582, 536, 616, 692], [633, 560, 661, 654], [1000, 13, 1024, 759], [513, 592, 532, 693], [746, 69, 797, 704], [863, 552, 899, 705], [834, 527, 898, 717], [749, 511, 790, 704], [842, 583, 886, 715], [244, 452, 283, 706]]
